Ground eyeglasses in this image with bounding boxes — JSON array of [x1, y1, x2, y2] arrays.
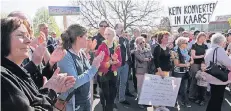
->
[[99, 25, 109, 28]]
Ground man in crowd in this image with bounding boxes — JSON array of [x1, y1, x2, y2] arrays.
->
[[92, 20, 109, 97], [38, 23, 56, 54], [115, 23, 133, 105], [130, 27, 141, 93]]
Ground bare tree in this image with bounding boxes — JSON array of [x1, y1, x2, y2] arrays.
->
[[70, 0, 162, 29]]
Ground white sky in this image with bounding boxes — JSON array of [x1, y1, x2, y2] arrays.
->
[[1, 0, 231, 29]]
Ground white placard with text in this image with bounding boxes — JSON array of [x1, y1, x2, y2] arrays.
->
[[138, 74, 181, 107]]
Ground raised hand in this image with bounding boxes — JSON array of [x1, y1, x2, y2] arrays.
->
[[31, 43, 46, 65], [38, 31, 46, 44], [92, 51, 105, 69], [91, 39, 97, 50], [43, 67, 76, 93], [49, 46, 67, 66], [111, 53, 118, 61]]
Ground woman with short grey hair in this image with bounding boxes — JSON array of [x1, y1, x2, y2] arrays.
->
[[172, 37, 193, 107], [205, 33, 231, 111]]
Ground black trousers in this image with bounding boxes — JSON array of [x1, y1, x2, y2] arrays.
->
[[197, 86, 206, 101], [131, 65, 137, 92], [98, 74, 117, 111], [206, 84, 226, 111], [174, 72, 189, 103]]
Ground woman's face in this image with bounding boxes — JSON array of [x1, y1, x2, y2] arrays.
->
[[161, 34, 169, 44], [8, 24, 31, 60], [138, 39, 146, 48], [180, 41, 188, 49], [76, 33, 88, 49], [104, 29, 114, 42], [198, 36, 206, 43]]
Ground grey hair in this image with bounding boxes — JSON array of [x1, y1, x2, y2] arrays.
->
[[211, 33, 227, 45], [175, 36, 189, 46]]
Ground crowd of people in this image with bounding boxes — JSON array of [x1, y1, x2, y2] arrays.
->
[[1, 11, 231, 111]]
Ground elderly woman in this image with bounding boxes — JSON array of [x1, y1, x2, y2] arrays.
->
[[57, 24, 104, 111], [134, 36, 152, 109], [172, 37, 193, 108], [96, 27, 122, 111], [204, 33, 231, 111], [1, 17, 76, 111], [189, 32, 208, 101]]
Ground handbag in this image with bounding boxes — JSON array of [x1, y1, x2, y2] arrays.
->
[[205, 47, 229, 82]]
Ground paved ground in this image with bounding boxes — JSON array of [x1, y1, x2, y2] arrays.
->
[[92, 81, 231, 111]]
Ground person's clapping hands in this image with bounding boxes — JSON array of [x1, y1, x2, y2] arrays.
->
[[49, 46, 67, 66], [92, 51, 105, 69], [31, 43, 47, 66], [43, 67, 76, 93]]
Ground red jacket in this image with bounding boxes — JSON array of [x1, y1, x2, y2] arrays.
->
[[95, 41, 122, 75]]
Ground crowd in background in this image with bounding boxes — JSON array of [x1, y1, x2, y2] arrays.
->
[[1, 11, 231, 111]]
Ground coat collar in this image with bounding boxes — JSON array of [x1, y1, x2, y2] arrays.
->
[[1, 57, 30, 79]]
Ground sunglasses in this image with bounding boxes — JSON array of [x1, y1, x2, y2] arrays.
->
[[99, 25, 109, 28]]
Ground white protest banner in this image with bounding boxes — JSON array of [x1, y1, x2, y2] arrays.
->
[[168, 2, 217, 26], [138, 74, 181, 107], [48, 6, 80, 16]]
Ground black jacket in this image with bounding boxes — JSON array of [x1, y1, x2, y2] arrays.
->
[[23, 61, 56, 89], [119, 37, 132, 65], [1, 57, 57, 111], [130, 39, 136, 66], [92, 33, 105, 50]]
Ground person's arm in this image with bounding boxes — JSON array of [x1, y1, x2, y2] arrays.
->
[[23, 61, 40, 75], [195, 71, 201, 79], [173, 52, 189, 67], [191, 44, 205, 59], [134, 50, 149, 62], [43, 49, 50, 65], [217, 48, 231, 67], [154, 45, 161, 69], [191, 49, 204, 59], [57, 53, 98, 100], [114, 47, 122, 68], [42, 61, 56, 80], [1, 71, 54, 111]]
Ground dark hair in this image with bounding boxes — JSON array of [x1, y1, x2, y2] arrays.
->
[[194, 30, 200, 36], [209, 33, 215, 39], [157, 31, 170, 44], [61, 24, 87, 49], [1, 17, 25, 57], [99, 20, 109, 27], [178, 27, 185, 33], [141, 33, 148, 39]]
